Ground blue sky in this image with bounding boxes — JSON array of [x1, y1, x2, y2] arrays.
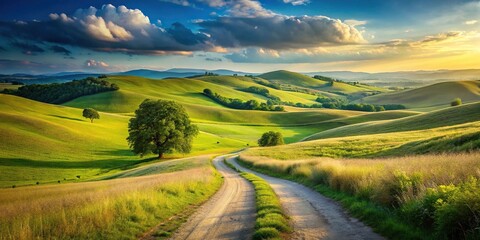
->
[[0, 0, 478, 74]]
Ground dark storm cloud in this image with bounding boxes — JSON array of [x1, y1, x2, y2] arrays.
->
[[198, 15, 364, 49], [50, 45, 72, 56], [10, 41, 45, 55]]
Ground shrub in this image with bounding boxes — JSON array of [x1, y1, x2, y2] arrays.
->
[[258, 131, 284, 147], [253, 227, 280, 240]]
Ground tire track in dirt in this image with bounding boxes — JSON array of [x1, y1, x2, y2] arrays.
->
[[227, 156, 384, 240], [169, 155, 256, 240]]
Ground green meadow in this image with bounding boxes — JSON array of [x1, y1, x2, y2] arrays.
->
[[1, 72, 413, 187]]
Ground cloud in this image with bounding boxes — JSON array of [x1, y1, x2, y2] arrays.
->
[[0, 45, 5, 51], [465, 20, 478, 25], [225, 30, 476, 64], [0, 4, 213, 55], [159, 0, 191, 6], [205, 57, 222, 61], [11, 41, 45, 55], [199, 15, 365, 49], [227, 0, 274, 17], [344, 19, 367, 27], [50, 45, 72, 56], [0, 59, 76, 74], [283, 0, 310, 6], [0, 3, 365, 55], [224, 47, 391, 63], [198, 0, 228, 7], [84, 59, 109, 69]]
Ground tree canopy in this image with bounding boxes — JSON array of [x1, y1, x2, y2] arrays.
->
[[258, 131, 284, 147], [127, 99, 198, 158], [2, 77, 119, 104], [82, 108, 99, 123]]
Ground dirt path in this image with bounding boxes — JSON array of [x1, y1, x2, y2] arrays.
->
[[169, 155, 256, 240], [227, 156, 385, 240]]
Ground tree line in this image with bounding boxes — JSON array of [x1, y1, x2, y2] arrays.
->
[[2, 77, 119, 104], [203, 88, 284, 111], [316, 97, 406, 112]]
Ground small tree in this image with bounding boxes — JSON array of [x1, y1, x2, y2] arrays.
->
[[127, 99, 198, 158], [451, 98, 462, 106], [82, 108, 99, 123], [258, 131, 284, 147]]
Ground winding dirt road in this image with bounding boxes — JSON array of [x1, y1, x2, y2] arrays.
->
[[227, 156, 384, 240], [169, 156, 256, 240]]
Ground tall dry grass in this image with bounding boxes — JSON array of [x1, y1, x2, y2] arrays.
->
[[240, 152, 480, 238], [0, 167, 221, 240], [240, 153, 480, 205]]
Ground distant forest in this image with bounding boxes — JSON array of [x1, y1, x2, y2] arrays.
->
[[2, 76, 119, 104]]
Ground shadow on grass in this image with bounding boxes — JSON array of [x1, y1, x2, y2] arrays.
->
[[48, 114, 85, 122], [0, 157, 158, 170]]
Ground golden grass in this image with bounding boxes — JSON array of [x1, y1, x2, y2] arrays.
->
[[0, 166, 222, 240], [240, 153, 480, 205]]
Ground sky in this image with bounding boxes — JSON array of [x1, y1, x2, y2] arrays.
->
[[0, 0, 479, 74]]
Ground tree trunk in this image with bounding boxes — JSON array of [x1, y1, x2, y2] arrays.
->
[[158, 152, 163, 159], [90, 118, 93, 123]]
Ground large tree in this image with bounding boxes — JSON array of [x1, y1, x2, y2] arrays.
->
[[127, 99, 198, 158], [82, 108, 99, 123]]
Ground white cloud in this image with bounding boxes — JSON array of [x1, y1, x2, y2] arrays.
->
[[465, 20, 478, 25], [227, 0, 274, 17], [158, 0, 191, 6], [344, 19, 367, 27], [84, 59, 109, 68], [283, 0, 310, 6]]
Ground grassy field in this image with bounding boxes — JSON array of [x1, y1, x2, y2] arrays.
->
[[0, 155, 223, 240], [0, 94, 244, 187], [306, 102, 480, 140], [0, 73, 422, 187], [246, 120, 480, 160], [360, 80, 480, 108], [238, 153, 480, 239]]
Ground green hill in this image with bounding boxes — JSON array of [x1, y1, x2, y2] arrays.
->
[[359, 80, 480, 108], [259, 70, 328, 88], [305, 101, 480, 140], [0, 74, 425, 187], [0, 94, 244, 187], [259, 70, 387, 95]]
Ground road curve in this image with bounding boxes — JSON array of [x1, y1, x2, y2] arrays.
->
[[227, 156, 384, 240], [169, 155, 256, 240]]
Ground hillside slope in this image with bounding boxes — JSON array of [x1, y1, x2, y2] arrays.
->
[[360, 80, 480, 108], [259, 70, 387, 94], [305, 102, 480, 140]]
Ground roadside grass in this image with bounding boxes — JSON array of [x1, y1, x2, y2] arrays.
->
[[239, 153, 480, 239], [0, 159, 223, 240], [224, 159, 291, 239]]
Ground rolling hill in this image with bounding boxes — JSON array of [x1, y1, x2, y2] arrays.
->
[[259, 70, 387, 95], [359, 80, 480, 108], [305, 101, 480, 140], [0, 74, 417, 187]]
